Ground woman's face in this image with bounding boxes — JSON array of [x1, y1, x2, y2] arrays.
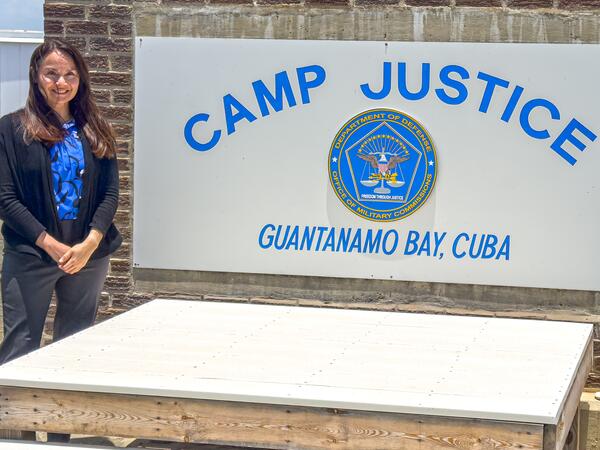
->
[[37, 50, 80, 114]]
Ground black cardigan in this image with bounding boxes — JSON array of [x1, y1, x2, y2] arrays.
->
[[0, 111, 122, 261]]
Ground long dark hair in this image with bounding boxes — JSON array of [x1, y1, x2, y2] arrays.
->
[[20, 39, 116, 159]]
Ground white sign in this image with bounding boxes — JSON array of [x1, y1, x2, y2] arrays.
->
[[134, 37, 600, 291]]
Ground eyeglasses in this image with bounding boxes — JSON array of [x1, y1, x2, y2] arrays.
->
[[40, 70, 79, 84]]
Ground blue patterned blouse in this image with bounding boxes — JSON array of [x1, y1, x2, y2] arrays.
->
[[49, 120, 85, 220]]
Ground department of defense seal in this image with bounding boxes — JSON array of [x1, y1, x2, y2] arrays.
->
[[328, 108, 437, 222]]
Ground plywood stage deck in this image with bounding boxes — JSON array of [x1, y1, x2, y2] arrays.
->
[[0, 299, 592, 449]]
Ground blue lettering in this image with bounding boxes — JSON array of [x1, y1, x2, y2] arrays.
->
[[496, 235, 510, 260], [418, 232, 431, 256], [274, 225, 290, 250], [382, 230, 399, 255], [314, 226, 328, 250], [296, 65, 326, 104], [360, 61, 391, 100], [285, 225, 300, 250], [337, 228, 351, 252], [433, 232, 446, 257], [363, 229, 382, 253], [300, 226, 316, 250], [404, 230, 420, 255], [322, 228, 336, 251], [183, 113, 222, 152], [398, 62, 430, 101], [550, 119, 598, 166], [519, 98, 560, 140], [252, 71, 297, 117], [452, 233, 469, 259], [469, 234, 484, 258], [258, 224, 275, 249], [435, 65, 470, 105], [481, 234, 498, 259], [477, 72, 510, 113], [349, 229, 362, 253], [223, 93, 257, 135], [501, 85, 524, 123]]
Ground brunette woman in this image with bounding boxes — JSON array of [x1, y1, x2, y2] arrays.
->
[[0, 40, 121, 440]]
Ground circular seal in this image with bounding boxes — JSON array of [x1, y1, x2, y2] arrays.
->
[[328, 108, 437, 222]]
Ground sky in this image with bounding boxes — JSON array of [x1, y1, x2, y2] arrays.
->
[[0, 0, 44, 31]]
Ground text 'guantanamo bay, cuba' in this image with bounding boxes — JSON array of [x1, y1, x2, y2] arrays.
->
[[258, 224, 511, 261], [184, 61, 597, 166]]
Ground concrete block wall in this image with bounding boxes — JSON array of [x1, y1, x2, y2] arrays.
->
[[44, 0, 600, 384]]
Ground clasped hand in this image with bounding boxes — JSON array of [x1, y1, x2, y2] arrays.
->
[[58, 242, 96, 274], [36, 230, 102, 274]]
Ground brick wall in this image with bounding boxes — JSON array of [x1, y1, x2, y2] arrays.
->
[[44, 0, 600, 384], [44, 0, 600, 303]]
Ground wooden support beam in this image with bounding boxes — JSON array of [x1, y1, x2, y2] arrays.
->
[[544, 336, 593, 450], [0, 386, 543, 450]]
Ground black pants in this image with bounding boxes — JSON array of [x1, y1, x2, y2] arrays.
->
[[0, 250, 109, 443]]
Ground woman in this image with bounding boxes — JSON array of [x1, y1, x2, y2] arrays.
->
[[0, 40, 121, 440]]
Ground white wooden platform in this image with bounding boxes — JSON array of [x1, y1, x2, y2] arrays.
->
[[0, 299, 593, 450]]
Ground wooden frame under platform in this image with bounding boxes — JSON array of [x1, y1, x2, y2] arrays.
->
[[0, 385, 545, 450]]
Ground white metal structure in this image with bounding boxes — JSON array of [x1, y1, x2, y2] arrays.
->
[[0, 299, 591, 424], [0, 30, 42, 117]]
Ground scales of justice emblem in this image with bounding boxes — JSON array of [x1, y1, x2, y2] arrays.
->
[[356, 135, 410, 195], [328, 108, 437, 222]]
